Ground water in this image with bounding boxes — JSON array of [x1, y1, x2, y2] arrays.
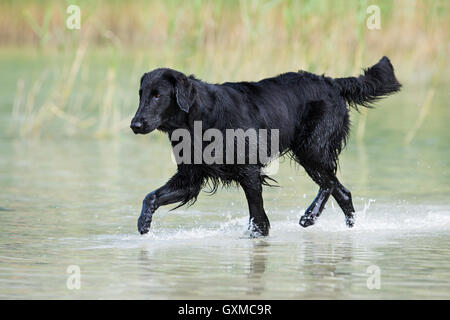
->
[[0, 53, 449, 299], [0, 127, 449, 299]]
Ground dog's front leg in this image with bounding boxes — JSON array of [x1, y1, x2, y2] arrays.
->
[[137, 171, 202, 234], [137, 191, 159, 235], [240, 173, 271, 237]]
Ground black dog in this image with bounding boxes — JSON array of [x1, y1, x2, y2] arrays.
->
[[131, 56, 401, 236]]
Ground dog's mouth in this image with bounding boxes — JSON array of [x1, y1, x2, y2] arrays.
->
[[133, 127, 153, 135], [132, 125, 155, 135]]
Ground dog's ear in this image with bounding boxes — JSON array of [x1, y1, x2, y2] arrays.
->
[[171, 72, 196, 113]]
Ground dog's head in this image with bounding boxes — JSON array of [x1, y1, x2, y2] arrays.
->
[[130, 68, 196, 134]]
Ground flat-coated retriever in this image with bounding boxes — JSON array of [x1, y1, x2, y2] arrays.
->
[[131, 56, 401, 236]]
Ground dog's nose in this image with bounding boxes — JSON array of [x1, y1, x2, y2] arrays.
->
[[130, 121, 143, 133]]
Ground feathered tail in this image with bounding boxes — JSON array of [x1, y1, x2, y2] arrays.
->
[[335, 56, 401, 109]]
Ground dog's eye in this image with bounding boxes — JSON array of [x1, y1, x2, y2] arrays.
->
[[154, 93, 161, 99]]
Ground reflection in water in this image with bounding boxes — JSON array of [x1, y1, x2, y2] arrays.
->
[[136, 239, 271, 299], [246, 240, 269, 296], [296, 234, 355, 297]]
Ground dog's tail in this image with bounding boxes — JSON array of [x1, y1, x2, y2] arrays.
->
[[335, 56, 401, 109]]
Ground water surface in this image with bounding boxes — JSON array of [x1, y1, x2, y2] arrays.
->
[[0, 52, 449, 299], [0, 127, 449, 299]]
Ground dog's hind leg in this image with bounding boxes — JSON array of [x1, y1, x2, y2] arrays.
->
[[299, 168, 334, 227], [300, 186, 332, 227], [331, 181, 355, 227], [239, 169, 270, 237], [299, 166, 355, 227]]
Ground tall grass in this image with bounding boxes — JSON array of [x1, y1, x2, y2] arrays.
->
[[3, 0, 449, 138]]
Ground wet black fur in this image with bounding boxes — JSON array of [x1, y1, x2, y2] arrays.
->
[[131, 56, 401, 236]]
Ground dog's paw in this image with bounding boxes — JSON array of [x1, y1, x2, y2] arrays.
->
[[245, 230, 264, 238], [247, 221, 270, 238], [137, 214, 152, 235], [345, 215, 355, 228], [137, 193, 158, 235], [248, 229, 268, 238], [299, 215, 315, 228]]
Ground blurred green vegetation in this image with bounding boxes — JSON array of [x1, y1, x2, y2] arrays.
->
[[0, 0, 448, 138]]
